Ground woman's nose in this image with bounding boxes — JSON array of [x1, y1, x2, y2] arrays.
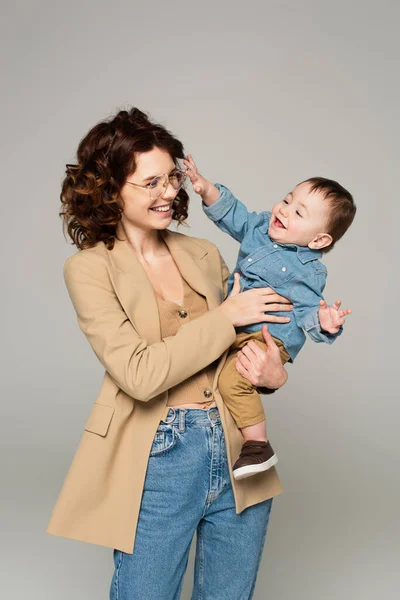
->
[[161, 181, 178, 200]]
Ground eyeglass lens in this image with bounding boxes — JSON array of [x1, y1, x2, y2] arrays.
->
[[150, 172, 185, 199]]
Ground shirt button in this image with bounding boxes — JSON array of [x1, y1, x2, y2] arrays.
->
[[247, 258, 253, 262], [203, 389, 213, 398], [273, 244, 278, 248], [178, 309, 188, 318], [282, 267, 286, 272]]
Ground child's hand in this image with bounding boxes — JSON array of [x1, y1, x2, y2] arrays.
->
[[183, 154, 214, 197], [318, 300, 352, 334]]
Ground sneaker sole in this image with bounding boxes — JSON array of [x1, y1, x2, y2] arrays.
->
[[233, 455, 278, 480]]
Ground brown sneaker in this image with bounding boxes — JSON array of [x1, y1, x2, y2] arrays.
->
[[232, 440, 278, 480]]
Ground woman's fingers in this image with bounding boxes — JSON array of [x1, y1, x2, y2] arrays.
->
[[229, 272, 241, 297], [237, 351, 260, 383], [240, 341, 260, 360], [262, 302, 293, 312], [236, 348, 251, 371], [263, 314, 291, 323], [246, 287, 293, 309], [261, 324, 278, 349], [235, 358, 255, 385], [241, 341, 269, 368], [256, 288, 292, 301]]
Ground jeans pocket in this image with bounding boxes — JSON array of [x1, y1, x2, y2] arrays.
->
[[149, 425, 179, 457]]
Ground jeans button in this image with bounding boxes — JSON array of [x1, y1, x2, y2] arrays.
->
[[209, 408, 218, 421]]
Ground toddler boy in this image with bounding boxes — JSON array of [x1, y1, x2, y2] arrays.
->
[[184, 155, 356, 480]]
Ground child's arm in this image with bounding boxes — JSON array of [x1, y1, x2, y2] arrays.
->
[[184, 154, 263, 243], [184, 154, 220, 206], [318, 299, 352, 334], [291, 272, 350, 344]]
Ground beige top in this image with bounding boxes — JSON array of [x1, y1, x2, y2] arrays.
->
[[155, 278, 218, 408]]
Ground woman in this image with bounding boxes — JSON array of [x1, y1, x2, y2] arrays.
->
[[46, 107, 293, 599]]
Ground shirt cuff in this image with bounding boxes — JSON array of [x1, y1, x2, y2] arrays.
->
[[202, 184, 236, 222], [303, 309, 344, 344]]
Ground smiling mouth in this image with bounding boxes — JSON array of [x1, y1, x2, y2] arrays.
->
[[273, 216, 286, 229], [149, 204, 171, 213]]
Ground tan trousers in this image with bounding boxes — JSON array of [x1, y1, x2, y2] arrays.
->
[[218, 331, 290, 429]]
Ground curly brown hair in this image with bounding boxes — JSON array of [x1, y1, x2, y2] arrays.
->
[[60, 107, 190, 250]]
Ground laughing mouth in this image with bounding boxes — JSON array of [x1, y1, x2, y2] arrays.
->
[[273, 216, 286, 229], [150, 204, 171, 213]]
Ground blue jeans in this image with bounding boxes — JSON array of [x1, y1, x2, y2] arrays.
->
[[110, 406, 273, 600]]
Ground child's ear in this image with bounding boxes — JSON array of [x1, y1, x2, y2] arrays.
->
[[308, 232, 333, 250]]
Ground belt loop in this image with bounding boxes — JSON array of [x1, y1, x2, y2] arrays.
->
[[163, 407, 176, 424], [178, 408, 186, 432]]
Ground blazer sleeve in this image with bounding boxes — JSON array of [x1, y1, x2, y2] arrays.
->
[[217, 249, 231, 299], [63, 251, 236, 402]]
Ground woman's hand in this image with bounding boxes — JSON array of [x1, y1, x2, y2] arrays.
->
[[218, 273, 293, 327], [235, 324, 288, 390]]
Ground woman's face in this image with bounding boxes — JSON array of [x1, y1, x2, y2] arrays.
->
[[119, 147, 180, 233]]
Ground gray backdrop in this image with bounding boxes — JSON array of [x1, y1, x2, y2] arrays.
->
[[1, 1, 399, 598]]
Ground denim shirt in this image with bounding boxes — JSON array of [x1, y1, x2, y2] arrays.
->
[[203, 184, 343, 361]]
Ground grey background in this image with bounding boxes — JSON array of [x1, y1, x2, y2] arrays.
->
[[1, 0, 399, 598]]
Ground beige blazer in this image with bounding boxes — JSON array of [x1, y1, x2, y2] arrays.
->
[[46, 229, 283, 553]]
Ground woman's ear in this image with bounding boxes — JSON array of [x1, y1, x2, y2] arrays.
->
[[308, 232, 333, 251]]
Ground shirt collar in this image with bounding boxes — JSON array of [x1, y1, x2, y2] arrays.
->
[[260, 216, 322, 263], [295, 245, 322, 263]]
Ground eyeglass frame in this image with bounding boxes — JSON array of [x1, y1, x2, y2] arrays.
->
[[125, 169, 187, 200]]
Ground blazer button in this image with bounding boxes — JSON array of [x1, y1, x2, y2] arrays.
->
[[203, 389, 213, 398], [178, 309, 188, 318]]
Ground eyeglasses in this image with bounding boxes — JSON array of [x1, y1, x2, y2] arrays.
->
[[126, 170, 187, 201]]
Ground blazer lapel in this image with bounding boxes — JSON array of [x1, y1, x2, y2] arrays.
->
[[105, 230, 222, 344], [106, 236, 161, 344], [161, 229, 222, 310]]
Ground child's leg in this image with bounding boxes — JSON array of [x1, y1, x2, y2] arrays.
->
[[218, 332, 290, 480], [238, 333, 290, 443], [241, 419, 268, 443], [218, 349, 267, 438]]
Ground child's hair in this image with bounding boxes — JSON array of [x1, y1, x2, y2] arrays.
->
[[301, 176, 356, 253], [60, 107, 189, 250]]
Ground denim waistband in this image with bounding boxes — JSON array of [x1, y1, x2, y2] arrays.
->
[[161, 406, 221, 429]]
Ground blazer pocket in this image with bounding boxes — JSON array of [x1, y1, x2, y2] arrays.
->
[[84, 403, 115, 437]]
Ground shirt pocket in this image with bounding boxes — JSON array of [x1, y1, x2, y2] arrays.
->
[[258, 254, 297, 288]]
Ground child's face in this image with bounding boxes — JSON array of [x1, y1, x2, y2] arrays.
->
[[268, 182, 332, 250]]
